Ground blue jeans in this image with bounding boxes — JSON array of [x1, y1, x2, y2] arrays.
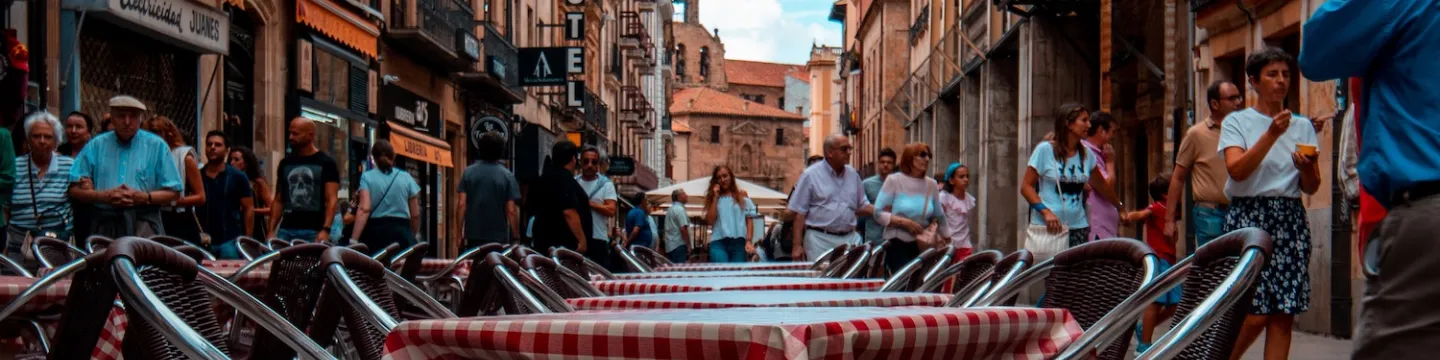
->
[[666, 246, 688, 264], [1193, 206, 1229, 247], [708, 237, 747, 263], [275, 228, 319, 243], [210, 240, 242, 260]]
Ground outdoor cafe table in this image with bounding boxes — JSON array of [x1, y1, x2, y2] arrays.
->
[[567, 290, 951, 310], [592, 276, 886, 295], [0, 276, 126, 359], [381, 306, 1084, 359], [611, 269, 820, 280], [655, 261, 813, 272]]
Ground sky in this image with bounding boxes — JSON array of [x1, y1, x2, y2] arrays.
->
[[682, 0, 844, 65]]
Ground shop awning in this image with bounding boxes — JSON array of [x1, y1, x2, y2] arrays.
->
[[389, 125, 453, 168], [225, 0, 245, 10], [297, 0, 379, 59]]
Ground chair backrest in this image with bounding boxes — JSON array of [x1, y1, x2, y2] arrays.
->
[[391, 243, 430, 284], [1040, 239, 1154, 360], [460, 253, 573, 316], [808, 244, 847, 271], [32, 237, 85, 269], [249, 244, 331, 360], [983, 250, 1034, 305], [85, 235, 113, 253], [371, 243, 404, 266], [551, 248, 616, 280], [916, 250, 1002, 294], [631, 245, 672, 268], [822, 243, 871, 279], [0, 253, 29, 277], [1143, 228, 1272, 360], [416, 243, 506, 284], [863, 240, 893, 278], [347, 243, 370, 253], [290, 239, 309, 246], [106, 237, 232, 359], [877, 246, 950, 292], [316, 246, 402, 360], [522, 254, 605, 299], [235, 236, 270, 261], [267, 238, 291, 250], [611, 242, 652, 273], [504, 245, 540, 263], [148, 235, 191, 247]]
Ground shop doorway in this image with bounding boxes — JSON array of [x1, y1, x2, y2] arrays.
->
[[224, 7, 257, 148]]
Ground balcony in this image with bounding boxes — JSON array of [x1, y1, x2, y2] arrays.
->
[[635, 0, 657, 13], [387, 0, 477, 71], [659, 48, 673, 78], [996, 0, 1100, 17], [615, 163, 660, 196], [584, 89, 609, 134], [619, 10, 651, 59], [456, 24, 523, 104], [620, 85, 653, 133]]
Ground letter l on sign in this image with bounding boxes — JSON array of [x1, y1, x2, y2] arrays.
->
[[567, 81, 584, 107]]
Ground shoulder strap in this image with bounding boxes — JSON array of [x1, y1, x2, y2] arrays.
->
[[368, 170, 402, 218]]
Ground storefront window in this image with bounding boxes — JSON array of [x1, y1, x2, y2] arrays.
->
[[313, 49, 351, 110], [301, 106, 353, 198]]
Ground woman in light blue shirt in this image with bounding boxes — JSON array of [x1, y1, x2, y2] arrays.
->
[[703, 165, 755, 263], [1021, 103, 1121, 249], [349, 140, 421, 250], [1217, 48, 1320, 359]]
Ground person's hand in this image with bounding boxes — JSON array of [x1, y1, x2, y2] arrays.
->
[[900, 218, 925, 235], [791, 246, 805, 261], [711, 184, 721, 194], [316, 229, 330, 243], [1102, 143, 1116, 159], [1268, 110, 1294, 136], [577, 241, 588, 253], [1042, 209, 1063, 234], [1292, 151, 1319, 171], [1163, 220, 1176, 238], [1311, 114, 1335, 131], [106, 188, 128, 207], [745, 242, 755, 256]]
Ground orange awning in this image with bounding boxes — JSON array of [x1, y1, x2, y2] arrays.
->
[[389, 125, 454, 168], [225, 0, 245, 10], [297, 0, 379, 59]]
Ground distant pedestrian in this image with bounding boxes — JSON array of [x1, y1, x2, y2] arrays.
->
[[575, 147, 618, 269], [1082, 111, 1122, 241], [457, 132, 520, 248], [1123, 175, 1178, 354], [788, 134, 873, 261], [529, 141, 591, 256], [198, 131, 253, 259], [59, 111, 94, 242], [875, 143, 947, 273], [1299, 1, 1440, 358], [7, 112, 70, 262], [663, 190, 691, 263], [1166, 80, 1244, 247], [940, 162, 975, 259], [143, 116, 206, 245], [228, 146, 271, 239], [1021, 103, 1119, 253], [347, 140, 421, 250], [623, 193, 655, 249], [703, 165, 755, 263], [270, 117, 341, 243], [69, 96, 181, 238], [860, 147, 896, 245]]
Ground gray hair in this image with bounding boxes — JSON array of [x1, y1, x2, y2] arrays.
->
[[24, 111, 64, 144], [822, 134, 847, 151]]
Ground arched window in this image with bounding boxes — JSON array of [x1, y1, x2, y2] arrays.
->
[[676, 44, 687, 77], [699, 47, 711, 81]]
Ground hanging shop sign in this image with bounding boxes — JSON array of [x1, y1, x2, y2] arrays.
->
[[381, 84, 439, 134], [518, 47, 583, 86], [470, 116, 510, 149], [389, 124, 453, 168], [64, 0, 231, 54]]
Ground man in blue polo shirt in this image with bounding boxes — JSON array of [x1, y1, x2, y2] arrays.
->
[[69, 95, 183, 238], [1299, 1, 1440, 358]]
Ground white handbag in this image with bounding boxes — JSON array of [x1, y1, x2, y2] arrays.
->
[[1025, 158, 1071, 261]]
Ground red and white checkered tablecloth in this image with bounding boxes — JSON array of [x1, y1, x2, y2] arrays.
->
[[201, 259, 250, 270], [656, 261, 813, 272], [567, 290, 952, 310], [382, 307, 1084, 359], [592, 277, 886, 296], [611, 269, 820, 280], [0, 277, 126, 360]]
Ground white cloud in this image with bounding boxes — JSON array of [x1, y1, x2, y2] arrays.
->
[[695, 0, 843, 64]]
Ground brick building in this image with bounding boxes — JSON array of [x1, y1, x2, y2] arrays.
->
[[670, 87, 806, 192]]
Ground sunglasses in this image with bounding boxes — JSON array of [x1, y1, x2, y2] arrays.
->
[[918, 152, 931, 159], [581, 159, 598, 165]]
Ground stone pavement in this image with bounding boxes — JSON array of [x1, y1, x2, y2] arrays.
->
[[1238, 332, 1352, 360]]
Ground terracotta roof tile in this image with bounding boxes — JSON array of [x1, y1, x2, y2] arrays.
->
[[670, 87, 806, 120], [672, 119, 692, 133], [725, 59, 804, 88], [788, 68, 811, 84]]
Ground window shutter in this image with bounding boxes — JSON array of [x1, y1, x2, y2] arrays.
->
[[349, 64, 368, 114]]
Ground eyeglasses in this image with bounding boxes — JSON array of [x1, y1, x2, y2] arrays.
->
[[918, 152, 931, 159], [1224, 95, 1244, 102]]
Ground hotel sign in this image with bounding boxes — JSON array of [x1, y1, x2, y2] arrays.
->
[[65, 0, 230, 54]]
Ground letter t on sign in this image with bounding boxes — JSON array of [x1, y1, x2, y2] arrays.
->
[[565, 12, 585, 40], [566, 47, 585, 74]]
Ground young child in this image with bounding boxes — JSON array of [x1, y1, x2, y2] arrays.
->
[[940, 163, 976, 259], [1124, 174, 1177, 353]]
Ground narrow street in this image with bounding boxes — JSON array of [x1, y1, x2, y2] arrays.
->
[[1238, 332, 1351, 360]]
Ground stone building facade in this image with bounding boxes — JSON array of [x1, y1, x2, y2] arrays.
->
[[670, 87, 806, 192]]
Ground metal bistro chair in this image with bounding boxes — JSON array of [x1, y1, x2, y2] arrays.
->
[[32, 237, 86, 270], [503, 245, 541, 264], [226, 243, 330, 359], [346, 243, 370, 253], [0, 255, 40, 355], [235, 237, 271, 261], [148, 235, 218, 261], [863, 240, 895, 279], [266, 238, 291, 251], [961, 250, 1034, 307], [978, 239, 1158, 360], [388, 242, 431, 284], [86, 235, 113, 254], [611, 242, 652, 273], [456, 253, 576, 317], [1055, 228, 1272, 360], [313, 246, 455, 360], [807, 244, 847, 272], [821, 243, 872, 279], [370, 243, 404, 267], [0, 254, 30, 277], [552, 248, 616, 280], [43, 237, 334, 359], [416, 244, 507, 313], [522, 254, 606, 299], [917, 250, 1002, 295], [630, 245, 672, 269], [876, 246, 954, 292]]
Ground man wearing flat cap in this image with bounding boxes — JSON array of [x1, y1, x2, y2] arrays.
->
[[68, 95, 182, 237]]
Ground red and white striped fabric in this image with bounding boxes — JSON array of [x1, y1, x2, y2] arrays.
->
[[592, 277, 886, 296], [611, 270, 820, 280], [567, 290, 952, 310], [90, 306, 127, 360], [656, 262, 813, 272], [382, 307, 1084, 359], [201, 259, 250, 270]]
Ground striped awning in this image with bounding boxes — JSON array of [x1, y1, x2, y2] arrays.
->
[[296, 0, 379, 59]]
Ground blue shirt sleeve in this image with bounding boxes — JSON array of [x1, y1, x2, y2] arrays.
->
[[787, 171, 813, 214], [406, 172, 421, 198], [1028, 142, 1054, 173], [1299, 0, 1409, 80]]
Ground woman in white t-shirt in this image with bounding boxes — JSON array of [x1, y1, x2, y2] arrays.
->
[[1021, 103, 1121, 248], [1217, 47, 1320, 360]]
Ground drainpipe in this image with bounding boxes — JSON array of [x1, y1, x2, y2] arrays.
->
[[1330, 79, 1354, 339], [59, 9, 85, 115]]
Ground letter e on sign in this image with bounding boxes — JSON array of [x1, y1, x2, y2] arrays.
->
[[566, 47, 584, 74]]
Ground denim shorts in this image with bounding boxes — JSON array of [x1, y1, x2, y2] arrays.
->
[[1193, 206, 1229, 247]]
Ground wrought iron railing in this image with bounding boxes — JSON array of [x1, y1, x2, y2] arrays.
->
[[480, 23, 522, 93], [399, 0, 474, 52]]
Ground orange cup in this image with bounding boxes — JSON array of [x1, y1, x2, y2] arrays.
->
[[1296, 144, 1318, 156]]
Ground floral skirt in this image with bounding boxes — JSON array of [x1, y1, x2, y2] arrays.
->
[[1224, 196, 1311, 315]]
